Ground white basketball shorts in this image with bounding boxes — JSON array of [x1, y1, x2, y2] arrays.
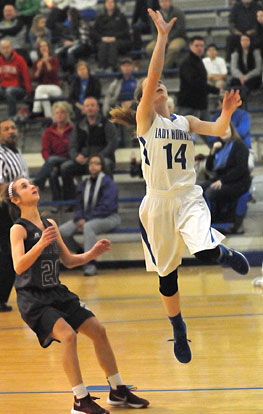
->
[[139, 185, 225, 276]]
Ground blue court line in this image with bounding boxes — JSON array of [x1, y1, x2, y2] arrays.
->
[[1, 385, 263, 395], [1, 312, 263, 331]]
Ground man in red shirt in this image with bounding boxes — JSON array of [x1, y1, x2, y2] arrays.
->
[[0, 39, 32, 118]]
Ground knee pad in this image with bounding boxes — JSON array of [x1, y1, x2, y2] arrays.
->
[[159, 270, 178, 297], [194, 246, 220, 263]]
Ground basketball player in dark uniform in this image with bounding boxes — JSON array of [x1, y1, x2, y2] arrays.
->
[[1, 177, 149, 414]]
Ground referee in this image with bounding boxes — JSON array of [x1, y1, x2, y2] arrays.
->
[[0, 119, 28, 312]]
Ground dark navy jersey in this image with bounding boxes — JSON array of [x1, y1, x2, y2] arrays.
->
[[14, 217, 60, 290]]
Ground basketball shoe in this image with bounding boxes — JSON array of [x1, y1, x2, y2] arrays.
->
[[107, 385, 149, 409], [168, 321, 192, 363], [218, 245, 250, 275], [71, 394, 109, 414]]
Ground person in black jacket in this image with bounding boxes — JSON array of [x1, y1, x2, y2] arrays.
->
[[91, 0, 132, 71], [178, 36, 220, 144], [200, 122, 251, 233], [69, 60, 101, 121], [60, 96, 119, 201]]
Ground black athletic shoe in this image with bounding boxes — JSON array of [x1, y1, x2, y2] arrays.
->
[[107, 385, 149, 409], [169, 332, 192, 364], [71, 394, 109, 414], [218, 244, 250, 275]]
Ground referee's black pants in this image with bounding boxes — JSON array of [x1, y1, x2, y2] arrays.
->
[[0, 246, 15, 304]]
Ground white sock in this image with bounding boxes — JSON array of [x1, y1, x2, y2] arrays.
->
[[107, 373, 123, 390], [72, 383, 88, 399]]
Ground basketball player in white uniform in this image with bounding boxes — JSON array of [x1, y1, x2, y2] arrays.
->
[[111, 9, 250, 364]]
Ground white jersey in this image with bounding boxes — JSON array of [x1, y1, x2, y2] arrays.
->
[[137, 113, 224, 276], [138, 113, 196, 191]]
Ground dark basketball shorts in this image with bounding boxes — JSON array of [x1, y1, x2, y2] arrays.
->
[[16, 284, 95, 348]]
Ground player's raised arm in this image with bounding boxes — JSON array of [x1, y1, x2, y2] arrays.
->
[[136, 9, 177, 135], [186, 89, 242, 136]]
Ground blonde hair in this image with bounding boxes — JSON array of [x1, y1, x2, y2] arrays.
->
[[31, 14, 46, 36], [52, 101, 73, 123], [110, 78, 145, 127]]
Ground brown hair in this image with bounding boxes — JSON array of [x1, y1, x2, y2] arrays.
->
[[37, 40, 52, 58], [76, 60, 89, 71], [0, 178, 21, 221], [110, 78, 145, 127]]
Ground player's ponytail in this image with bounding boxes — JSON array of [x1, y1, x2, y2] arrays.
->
[[0, 179, 21, 222], [110, 78, 145, 127], [110, 106, 137, 127]]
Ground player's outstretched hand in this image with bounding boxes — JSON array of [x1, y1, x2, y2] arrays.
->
[[222, 89, 242, 114], [40, 226, 57, 248], [148, 8, 177, 36], [91, 239, 112, 258]]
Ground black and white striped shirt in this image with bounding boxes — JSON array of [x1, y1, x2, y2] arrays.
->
[[0, 144, 28, 183]]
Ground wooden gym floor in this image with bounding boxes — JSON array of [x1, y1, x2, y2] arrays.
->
[[1, 265, 263, 413]]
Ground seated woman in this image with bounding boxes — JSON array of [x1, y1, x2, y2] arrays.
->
[[91, 0, 132, 71], [29, 14, 51, 62], [59, 153, 121, 276], [229, 34, 262, 109], [31, 40, 63, 118], [200, 123, 251, 234], [33, 101, 73, 210], [69, 60, 101, 121]]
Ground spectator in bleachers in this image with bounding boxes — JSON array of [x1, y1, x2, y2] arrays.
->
[[0, 4, 31, 64], [208, 94, 252, 149], [29, 14, 51, 62], [69, 60, 101, 121], [46, 0, 97, 44], [33, 101, 73, 209], [0, 0, 15, 20], [46, 0, 70, 44], [16, 0, 41, 41], [91, 0, 132, 71], [55, 7, 92, 73], [60, 96, 119, 202], [254, 9, 263, 56], [103, 57, 137, 117], [59, 153, 121, 276], [229, 34, 262, 108], [31, 40, 63, 119], [200, 123, 251, 233], [103, 57, 137, 147], [0, 118, 28, 312], [202, 43, 228, 91], [146, 0, 187, 69], [178, 36, 220, 137], [225, 0, 260, 62], [131, 0, 160, 70], [0, 39, 32, 118]]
